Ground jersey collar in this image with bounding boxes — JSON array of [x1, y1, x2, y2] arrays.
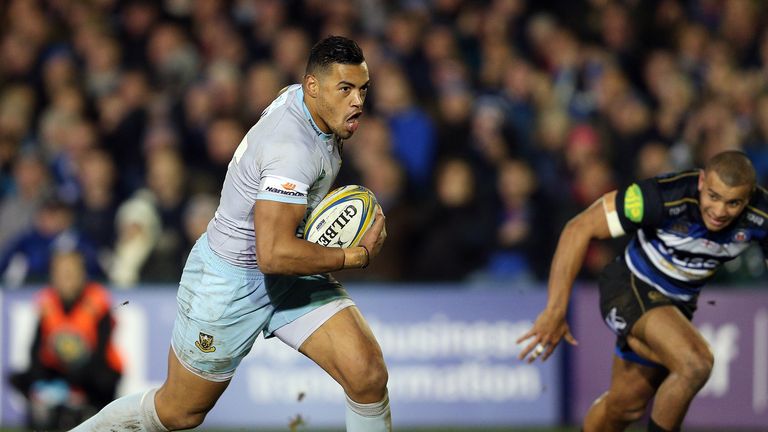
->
[[298, 88, 334, 142]]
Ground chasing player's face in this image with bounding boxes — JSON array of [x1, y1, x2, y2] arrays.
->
[[313, 62, 369, 139], [698, 169, 752, 231]]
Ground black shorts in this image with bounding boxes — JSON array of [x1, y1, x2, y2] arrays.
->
[[598, 256, 698, 350]]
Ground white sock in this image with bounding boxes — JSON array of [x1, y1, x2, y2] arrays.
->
[[345, 391, 392, 432], [69, 388, 168, 431]]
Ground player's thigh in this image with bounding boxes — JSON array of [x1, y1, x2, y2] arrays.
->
[[298, 306, 385, 386], [268, 274, 386, 393], [630, 305, 713, 371], [156, 347, 231, 417], [604, 353, 667, 411], [173, 234, 272, 381]]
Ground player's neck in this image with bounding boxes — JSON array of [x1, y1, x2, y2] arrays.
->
[[302, 93, 333, 137]]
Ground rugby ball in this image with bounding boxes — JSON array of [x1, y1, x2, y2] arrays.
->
[[304, 185, 378, 248]]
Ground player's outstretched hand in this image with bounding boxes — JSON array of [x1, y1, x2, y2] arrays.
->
[[359, 205, 386, 258], [516, 308, 578, 363]]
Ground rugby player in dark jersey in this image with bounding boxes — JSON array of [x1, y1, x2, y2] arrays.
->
[[517, 150, 768, 432]]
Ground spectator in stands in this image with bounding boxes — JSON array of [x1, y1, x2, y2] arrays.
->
[[9, 250, 123, 430], [198, 117, 245, 192], [374, 61, 436, 196], [408, 157, 495, 280], [108, 193, 161, 288], [2, 0, 768, 285], [142, 147, 189, 281], [0, 198, 101, 288], [486, 158, 554, 281], [74, 148, 119, 259], [242, 62, 286, 125], [180, 193, 218, 261], [0, 152, 52, 249]]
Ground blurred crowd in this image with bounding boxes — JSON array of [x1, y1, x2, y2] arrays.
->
[[1, 0, 768, 289]]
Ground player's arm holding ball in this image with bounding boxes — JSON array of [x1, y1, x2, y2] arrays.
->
[[354, 203, 386, 263], [254, 199, 385, 275]]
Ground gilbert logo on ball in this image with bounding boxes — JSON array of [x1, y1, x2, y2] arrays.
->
[[304, 185, 378, 248]]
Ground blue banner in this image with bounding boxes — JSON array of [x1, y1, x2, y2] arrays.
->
[[0, 285, 561, 428]]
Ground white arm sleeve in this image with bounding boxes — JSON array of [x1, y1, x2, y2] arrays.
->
[[603, 195, 626, 238]]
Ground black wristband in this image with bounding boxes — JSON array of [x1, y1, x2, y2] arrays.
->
[[360, 245, 370, 268]]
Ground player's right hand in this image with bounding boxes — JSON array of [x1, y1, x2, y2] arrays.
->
[[516, 308, 578, 363], [359, 205, 386, 258]]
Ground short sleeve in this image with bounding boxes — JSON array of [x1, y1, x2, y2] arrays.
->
[[256, 141, 319, 205], [614, 178, 665, 233]]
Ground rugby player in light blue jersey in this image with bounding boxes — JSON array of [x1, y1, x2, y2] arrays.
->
[[71, 36, 390, 432], [517, 151, 768, 432]]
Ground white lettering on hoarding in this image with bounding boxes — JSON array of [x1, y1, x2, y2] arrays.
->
[[367, 315, 531, 360], [699, 323, 739, 397], [245, 363, 542, 403], [246, 316, 532, 363], [754, 309, 768, 413]]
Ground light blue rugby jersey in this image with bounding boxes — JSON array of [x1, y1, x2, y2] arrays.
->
[[206, 84, 343, 268]]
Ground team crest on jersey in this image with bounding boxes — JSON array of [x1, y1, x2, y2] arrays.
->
[[604, 307, 627, 334], [624, 184, 644, 223], [195, 332, 216, 353], [733, 230, 750, 243]]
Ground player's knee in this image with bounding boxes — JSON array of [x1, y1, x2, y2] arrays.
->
[[160, 409, 208, 430], [680, 348, 714, 388], [344, 352, 388, 399]]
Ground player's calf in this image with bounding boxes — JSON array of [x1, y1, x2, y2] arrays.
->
[[648, 417, 680, 432], [603, 390, 649, 425]]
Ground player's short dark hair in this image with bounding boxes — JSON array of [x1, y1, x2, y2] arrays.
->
[[306, 36, 365, 75], [705, 150, 757, 189]]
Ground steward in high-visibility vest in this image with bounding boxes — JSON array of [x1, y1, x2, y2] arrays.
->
[[37, 281, 123, 379], [10, 250, 123, 430]]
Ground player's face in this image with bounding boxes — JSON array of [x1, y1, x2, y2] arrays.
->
[[314, 62, 370, 139], [697, 170, 752, 231]]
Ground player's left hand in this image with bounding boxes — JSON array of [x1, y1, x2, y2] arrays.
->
[[359, 205, 386, 257], [516, 308, 578, 363]]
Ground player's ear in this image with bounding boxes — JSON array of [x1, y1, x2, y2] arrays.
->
[[305, 74, 319, 98], [698, 169, 705, 191]]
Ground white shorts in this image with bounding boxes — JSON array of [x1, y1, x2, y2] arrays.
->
[[171, 234, 353, 382]]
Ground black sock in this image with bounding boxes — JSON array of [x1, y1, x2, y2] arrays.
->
[[648, 418, 679, 432]]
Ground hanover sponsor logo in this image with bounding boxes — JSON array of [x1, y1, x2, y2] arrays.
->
[[266, 186, 304, 197]]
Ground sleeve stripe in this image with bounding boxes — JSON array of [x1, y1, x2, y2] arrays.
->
[[748, 205, 768, 219], [657, 171, 699, 183], [664, 198, 699, 207], [603, 197, 626, 238], [255, 193, 307, 205]]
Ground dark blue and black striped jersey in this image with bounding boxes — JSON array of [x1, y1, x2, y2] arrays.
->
[[614, 170, 768, 301]]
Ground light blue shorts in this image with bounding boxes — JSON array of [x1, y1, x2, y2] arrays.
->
[[171, 234, 349, 381]]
